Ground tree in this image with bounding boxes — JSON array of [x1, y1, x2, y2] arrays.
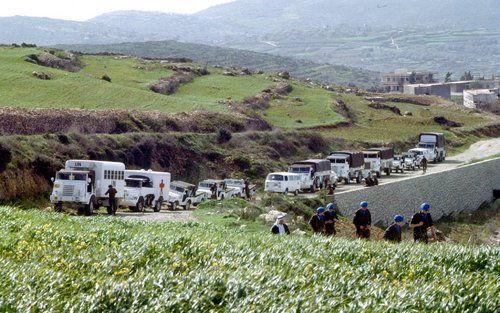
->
[[409, 71, 417, 84], [460, 71, 474, 81], [444, 72, 453, 82]]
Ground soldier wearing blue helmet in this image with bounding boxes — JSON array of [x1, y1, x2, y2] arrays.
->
[[309, 207, 326, 234], [383, 215, 405, 243], [409, 203, 436, 243], [353, 201, 371, 239], [324, 203, 339, 236]]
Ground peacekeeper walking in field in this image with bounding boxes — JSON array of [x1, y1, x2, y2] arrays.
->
[[309, 207, 326, 234], [271, 215, 290, 235], [353, 201, 372, 239], [383, 215, 405, 243], [409, 203, 436, 243], [105, 184, 118, 215], [324, 203, 339, 236], [421, 156, 428, 174]]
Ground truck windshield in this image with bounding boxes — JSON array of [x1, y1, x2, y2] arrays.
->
[[411, 151, 423, 155], [125, 179, 142, 188], [57, 172, 86, 181], [332, 159, 346, 164], [363, 153, 378, 158], [289, 167, 311, 174], [418, 143, 435, 149], [199, 182, 213, 188], [267, 174, 284, 181], [225, 180, 242, 186], [173, 186, 186, 193]]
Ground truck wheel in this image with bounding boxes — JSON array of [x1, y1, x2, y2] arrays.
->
[[54, 202, 63, 213], [355, 174, 361, 184], [135, 197, 144, 213], [184, 201, 191, 211], [154, 197, 163, 212], [376, 171, 381, 178], [84, 197, 95, 216], [344, 177, 350, 184], [220, 195, 225, 201], [171, 202, 178, 211], [293, 190, 299, 196], [283, 189, 288, 196], [386, 168, 391, 176], [433, 157, 437, 164], [400, 168, 404, 173], [310, 185, 316, 193]]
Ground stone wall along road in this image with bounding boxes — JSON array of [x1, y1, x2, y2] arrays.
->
[[334, 157, 500, 226]]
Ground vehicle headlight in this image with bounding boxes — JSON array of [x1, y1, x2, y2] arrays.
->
[[54, 183, 60, 188]]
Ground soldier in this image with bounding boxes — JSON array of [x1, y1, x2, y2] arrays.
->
[[309, 207, 326, 234], [383, 215, 405, 243], [421, 156, 428, 174], [409, 203, 436, 243], [353, 201, 371, 239], [105, 184, 118, 215], [324, 203, 339, 236]]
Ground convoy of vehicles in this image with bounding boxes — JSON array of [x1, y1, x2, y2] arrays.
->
[[264, 172, 301, 195], [288, 159, 335, 192], [169, 181, 206, 210], [417, 132, 446, 163], [50, 132, 447, 214], [122, 170, 170, 212], [328, 151, 364, 184], [50, 160, 126, 215]]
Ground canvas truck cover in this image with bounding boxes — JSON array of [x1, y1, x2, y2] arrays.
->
[[367, 147, 394, 160], [291, 159, 331, 172], [329, 151, 364, 168], [419, 132, 445, 148]]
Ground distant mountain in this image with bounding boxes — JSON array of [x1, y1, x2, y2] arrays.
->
[[60, 40, 381, 88]]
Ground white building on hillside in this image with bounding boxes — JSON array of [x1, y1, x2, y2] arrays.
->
[[463, 89, 499, 111]]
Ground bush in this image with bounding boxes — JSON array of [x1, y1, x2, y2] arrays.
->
[[0, 144, 12, 172], [233, 156, 251, 170], [217, 128, 232, 144], [101, 74, 111, 82]]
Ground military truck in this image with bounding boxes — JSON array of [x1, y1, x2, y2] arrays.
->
[[327, 151, 364, 184], [288, 159, 333, 192], [417, 132, 446, 163]]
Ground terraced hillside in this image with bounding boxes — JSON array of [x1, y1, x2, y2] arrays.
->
[[0, 46, 499, 201]]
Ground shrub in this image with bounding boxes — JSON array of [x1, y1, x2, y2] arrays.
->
[[217, 128, 232, 144], [101, 74, 111, 82], [0, 144, 12, 172], [233, 156, 251, 170]]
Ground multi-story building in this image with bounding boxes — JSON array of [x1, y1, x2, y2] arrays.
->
[[382, 70, 435, 93]]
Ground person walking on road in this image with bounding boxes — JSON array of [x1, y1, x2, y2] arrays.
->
[[244, 178, 251, 200], [421, 156, 428, 174], [271, 215, 290, 235], [105, 184, 118, 215], [383, 215, 405, 243], [409, 203, 436, 243], [353, 201, 372, 239], [309, 207, 326, 234], [324, 203, 339, 236]]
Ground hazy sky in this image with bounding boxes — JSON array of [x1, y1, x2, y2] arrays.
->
[[0, 0, 235, 20]]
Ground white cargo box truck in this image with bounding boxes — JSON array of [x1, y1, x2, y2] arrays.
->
[[288, 159, 333, 192], [417, 132, 446, 163], [122, 169, 170, 212], [50, 160, 125, 215]]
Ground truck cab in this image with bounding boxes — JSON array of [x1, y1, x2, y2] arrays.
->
[[362, 150, 382, 178], [122, 170, 170, 212], [169, 181, 206, 210], [198, 179, 238, 201], [223, 179, 256, 198], [288, 159, 332, 192], [50, 160, 125, 215], [417, 132, 446, 163], [408, 148, 433, 165], [264, 172, 301, 196], [328, 151, 364, 184]]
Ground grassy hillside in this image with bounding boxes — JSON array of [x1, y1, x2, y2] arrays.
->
[[0, 206, 498, 311], [59, 41, 381, 89]]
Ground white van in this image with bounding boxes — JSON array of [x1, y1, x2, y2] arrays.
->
[[122, 170, 171, 212], [50, 160, 125, 215], [408, 148, 434, 164], [264, 172, 301, 196]]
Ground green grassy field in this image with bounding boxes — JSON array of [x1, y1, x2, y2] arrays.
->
[[0, 206, 498, 312]]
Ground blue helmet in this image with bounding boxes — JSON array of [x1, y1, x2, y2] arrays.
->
[[420, 203, 430, 211], [360, 201, 368, 208], [394, 215, 404, 222], [317, 207, 325, 214], [326, 203, 335, 210]]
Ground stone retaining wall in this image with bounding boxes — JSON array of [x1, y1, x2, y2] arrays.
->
[[334, 158, 500, 226]]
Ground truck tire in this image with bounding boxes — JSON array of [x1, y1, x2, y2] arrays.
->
[[184, 200, 191, 211], [220, 195, 225, 201], [171, 202, 178, 211], [54, 202, 63, 213], [154, 197, 163, 212], [84, 197, 95, 216], [376, 171, 381, 178], [386, 168, 391, 176], [400, 168, 404, 173], [135, 197, 144, 213], [344, 177, 350, 184], [310, 185, 316, 193], [283, 189, 288, 196], [294, 190, 299, 196]]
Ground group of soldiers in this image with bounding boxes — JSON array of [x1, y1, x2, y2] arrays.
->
[[272, 201, 437, 243]]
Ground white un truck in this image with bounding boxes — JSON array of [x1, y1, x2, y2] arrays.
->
[[363, 147, 394, 177], [50, 160, 125, 215], [417, 132, 446, 163], [288, 159, 333, 192], [122, 170, 170, 212], [328, 151, 364, 184]]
